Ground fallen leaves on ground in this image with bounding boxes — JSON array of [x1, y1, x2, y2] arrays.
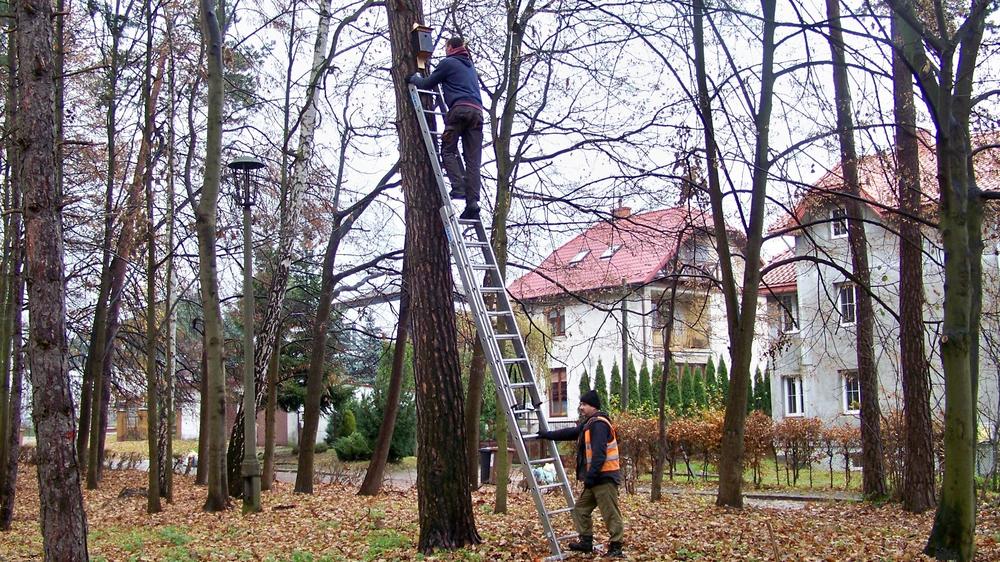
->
[[1, 467, 998, 561]]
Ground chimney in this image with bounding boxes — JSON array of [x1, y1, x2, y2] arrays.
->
[[612, 206, 631, 220]]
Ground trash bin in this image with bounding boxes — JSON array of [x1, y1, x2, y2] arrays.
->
[[479, 448, 494, 485]]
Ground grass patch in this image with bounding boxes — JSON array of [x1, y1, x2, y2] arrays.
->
[[366, 529, 411, 561], [105, 439, 200, 459], [158, 526, 192, 546], [643, 457, 863, 493]]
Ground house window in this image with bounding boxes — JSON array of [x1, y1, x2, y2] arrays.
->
[[600, 245, 621, 259], [783, 376, 804, 416], [837, 283, 857, 325], [569, 249, 590, 264], [549, 368, 568, 417], [842, 371, 861, 414], [777, 294, 798, 332], [831, 208, 848, 238], [547, 307, 565, 337]]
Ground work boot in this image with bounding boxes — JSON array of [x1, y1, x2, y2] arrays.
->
[[449, 188, 465, 200], [459, 205, 480, 220], [606, 541, 625, 558], [568, 535, 593, 553]]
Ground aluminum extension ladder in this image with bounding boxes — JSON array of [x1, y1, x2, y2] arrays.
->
[[408, 83, 577, 560]]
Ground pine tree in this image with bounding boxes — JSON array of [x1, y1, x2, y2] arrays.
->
[[717, 357, 729, 401], [594, 360, 608, 411], [704, 356, 718, 405], [610, 362, 622, 406], [693, 366, 707, 409], [579, 369, 591, 400], [680, 364, 694, 416], [638, 362, 652, 410], [652, 361, 665, 408]]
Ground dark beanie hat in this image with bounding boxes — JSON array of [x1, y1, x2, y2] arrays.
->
[[580, 389, 601, 409]]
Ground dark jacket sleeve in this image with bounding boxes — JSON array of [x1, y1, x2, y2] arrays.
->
[[410, 58, 454, 89], [585, 420, 611, 482], [543, 425, 580, 442]]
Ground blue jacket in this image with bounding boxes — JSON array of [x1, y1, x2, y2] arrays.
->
[[411, 54, 483, 110]]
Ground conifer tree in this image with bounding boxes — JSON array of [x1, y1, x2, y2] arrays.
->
[[638, 362, 652, 410], [610, 362, 622, 406], [680, 364, 694, 416], [761, 370, 773, 416], [693, 366, 707, 409], [593, 360, 608, 411], [626, 359, 638, 410], [579, 369, 591, 400], [717, 357, 729, 401], [665, 363, 680, 414], [704, 356, 718, 404]]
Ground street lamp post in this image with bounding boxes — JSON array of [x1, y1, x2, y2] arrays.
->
[[228, 156, 265, 514]]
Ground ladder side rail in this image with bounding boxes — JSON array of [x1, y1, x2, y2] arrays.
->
[[408, 86, 452, 205]]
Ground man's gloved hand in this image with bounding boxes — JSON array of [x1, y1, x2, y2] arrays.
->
[[536, 430, 551, 440], [407, 73, 420, 84]]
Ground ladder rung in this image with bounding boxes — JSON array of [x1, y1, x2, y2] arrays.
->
[[531, 457, 556, 465], [479, 286, 505, 292], [414, 88, 442, 95], [423, 109, 447, 116], [495, 333, 519, 340], [510, 382, 535, 389], [487, 311, 513, 317], [466, 241, 489, 247], [546, 507, 574, 516], [512, 408, 536, 416], [539, 483, 565, 491], [502, 357, 528, 365], [471, 263, 496, 270], [458, 218, 482, 225]]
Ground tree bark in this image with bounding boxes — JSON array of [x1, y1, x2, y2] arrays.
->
[[892, 4, 935, 513], [385, 0, 480, 551], [825, 0, 886, 499], [197, 0, 230, 512], [359, 263, 410, 496], [16, 0, 89, 553], [262, 334, 279, 491]]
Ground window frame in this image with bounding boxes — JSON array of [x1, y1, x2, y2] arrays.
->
[[830, 207, 849, 239], [837, 283, 857, 326], [842, 370, 861, 414], [777, 294, 798, 333], [569, 249, 590, 264], [600, 244, 621, 259], [546, 307, 566, 337], [549, 368, 568, 418], [783, 376, 804, 417]]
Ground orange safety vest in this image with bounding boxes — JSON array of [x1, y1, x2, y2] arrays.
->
[[583, 415, 620, 473]]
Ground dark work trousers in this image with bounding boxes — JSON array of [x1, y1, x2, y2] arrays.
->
[[441, 104, 484, 208]]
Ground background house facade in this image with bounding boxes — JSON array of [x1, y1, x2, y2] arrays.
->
[[508, 206, 761, 424], [761, 134, 1000, 439]]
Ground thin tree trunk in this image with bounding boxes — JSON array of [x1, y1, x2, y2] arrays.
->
[[385, 0, 480, 550], [16, 0, 89, 552], [198, 0, 229, 512], [162, 2, 179, 502], [359, 266, 410, 496], [262, 333, 279, 491], [892, 6, 935, 514], [825, 0, 886, 499], [196, 340, 208, 486], [0, 133, 23, 532]]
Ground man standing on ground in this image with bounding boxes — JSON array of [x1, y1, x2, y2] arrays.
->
[[537, 389, 625, 557], [408, 36, 484, 220]]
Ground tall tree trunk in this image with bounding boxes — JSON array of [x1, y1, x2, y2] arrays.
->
[[0, 120, 23, 532], [79, 0, 127, 473], [825, 0, 886, 499], [161, 2, 179, 502], [359, 265, 409, 496], [385, 0, 480, 551], [709, 0, 777, 508], [651, 253, 681, 501], [261, 334, 279, 491], [198, 0, 229, 512], [892, 4, 935, 513], [16, 0, 89, 553], [196, 339, 208, 486]]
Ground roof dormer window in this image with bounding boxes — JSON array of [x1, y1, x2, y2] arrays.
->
[[830, 208, 849, 239], [569, 249, 590, 264], [600, 245, 621, 259]]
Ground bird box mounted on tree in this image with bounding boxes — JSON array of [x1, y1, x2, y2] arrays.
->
[[411, 24, 434, 70]]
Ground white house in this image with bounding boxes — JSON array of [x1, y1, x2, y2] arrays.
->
[[508, 205, 759, 423], [760, 132, 1000, 436]]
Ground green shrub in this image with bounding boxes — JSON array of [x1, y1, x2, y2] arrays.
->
[[334, 431, 372, 461], [340, 409, 357, 438], [314, 442, 329, 454]]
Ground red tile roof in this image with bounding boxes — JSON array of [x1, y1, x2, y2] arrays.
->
[[772, 130, 1000, 233], [760, 249, 797, 294], [508, 207, 714, 300]]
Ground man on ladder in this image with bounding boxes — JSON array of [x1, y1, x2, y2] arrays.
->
[[408, 36, 484, 220], [537, 390, 626, 558]]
